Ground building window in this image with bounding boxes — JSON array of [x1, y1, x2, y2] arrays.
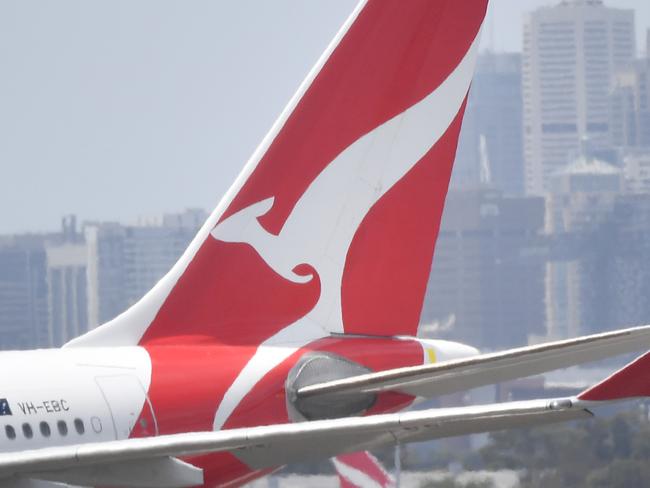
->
[[542, 123, 577, 134]]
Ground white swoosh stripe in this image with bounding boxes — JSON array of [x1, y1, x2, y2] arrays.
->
[[332, 457, 385, 488], [212, 28, 482, 430]]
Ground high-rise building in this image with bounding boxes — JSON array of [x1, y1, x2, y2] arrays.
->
[[422, 188, 546, 350], [452, 53, 525, 195], [86, 209, 207, 327], [85, 222, 126, 328], [0, 235, 49, 350], [0, 211, 208, 347], [599, 194, 650, 330], [623, 150, 650, 193], [44, 216, 89, 347], [523, 0, 635, 195], [610, 57, 650, 149], [546, 193, 650, 336], [544, 155, 623, 339], [45, 242, 88, 346]]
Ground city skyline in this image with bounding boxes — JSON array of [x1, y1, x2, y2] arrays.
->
[[4, 4, 650, 486], [1, 0, 650, 234]]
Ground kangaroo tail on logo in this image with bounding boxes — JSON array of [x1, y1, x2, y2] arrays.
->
[[211, 197, 314, 285]]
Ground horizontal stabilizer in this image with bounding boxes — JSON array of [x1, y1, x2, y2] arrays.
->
[[296, 325, 650, 400]]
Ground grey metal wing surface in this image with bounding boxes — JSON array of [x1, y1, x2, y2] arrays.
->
[[296, 325, 650, 400], [0, 398, 591, 488]]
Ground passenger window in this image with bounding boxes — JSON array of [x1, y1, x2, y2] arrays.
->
[[5, 425, 16, 440], [57, 420, 68, 436], [74, 418, 85, 435], [39, 422, 51, 437], [90, 416, 102, 434], [22, 423, 33, 439]]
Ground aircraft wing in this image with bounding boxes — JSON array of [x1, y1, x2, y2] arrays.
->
[[297, 325, 650, 400], [6, 350, 650, 488], [1, 398, 590, 488]]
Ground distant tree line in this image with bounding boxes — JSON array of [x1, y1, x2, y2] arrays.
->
[[477, 410, 650, 488], [283, 408, 650, 487], [418, 408, 650, 487]]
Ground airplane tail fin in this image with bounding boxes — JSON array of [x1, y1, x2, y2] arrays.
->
[[578, 351, 650, 402], [332, 452, 395, 488], [67, 0, 488, 348]]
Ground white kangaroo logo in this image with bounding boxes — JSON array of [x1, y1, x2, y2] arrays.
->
[[211, 33, 480, 429]]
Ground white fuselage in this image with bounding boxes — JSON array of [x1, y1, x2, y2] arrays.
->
[[0, 348, 151, 453]]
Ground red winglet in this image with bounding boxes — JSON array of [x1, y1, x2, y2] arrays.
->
[[578, 350, 650, 402]]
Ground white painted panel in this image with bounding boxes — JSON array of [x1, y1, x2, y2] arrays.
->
[[94, 375, 153, 440]]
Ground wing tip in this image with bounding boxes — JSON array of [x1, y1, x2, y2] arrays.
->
[[578, 350, 650, 402]]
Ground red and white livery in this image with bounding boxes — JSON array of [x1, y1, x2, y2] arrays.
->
[[333, 452, 395, 488], [3, 1, 650, 487]]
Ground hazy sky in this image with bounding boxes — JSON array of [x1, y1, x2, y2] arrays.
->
[[1, 1, 649, 233]]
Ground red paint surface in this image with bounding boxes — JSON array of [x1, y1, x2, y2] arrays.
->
[[579, 351, 650, 401], [342, 101, 467, 336], [335, 451, 395, 487], [222, 336, 422, 430], [127, 1, 488, 486], [140, 337, 421, 484], [140, 0, 486, 345], [140, 241, 320, 346]]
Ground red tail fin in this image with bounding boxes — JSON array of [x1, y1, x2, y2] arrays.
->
[[333, 451, 395, 488], [68, 1, 488, 348], [578, 351, 650, 402]]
